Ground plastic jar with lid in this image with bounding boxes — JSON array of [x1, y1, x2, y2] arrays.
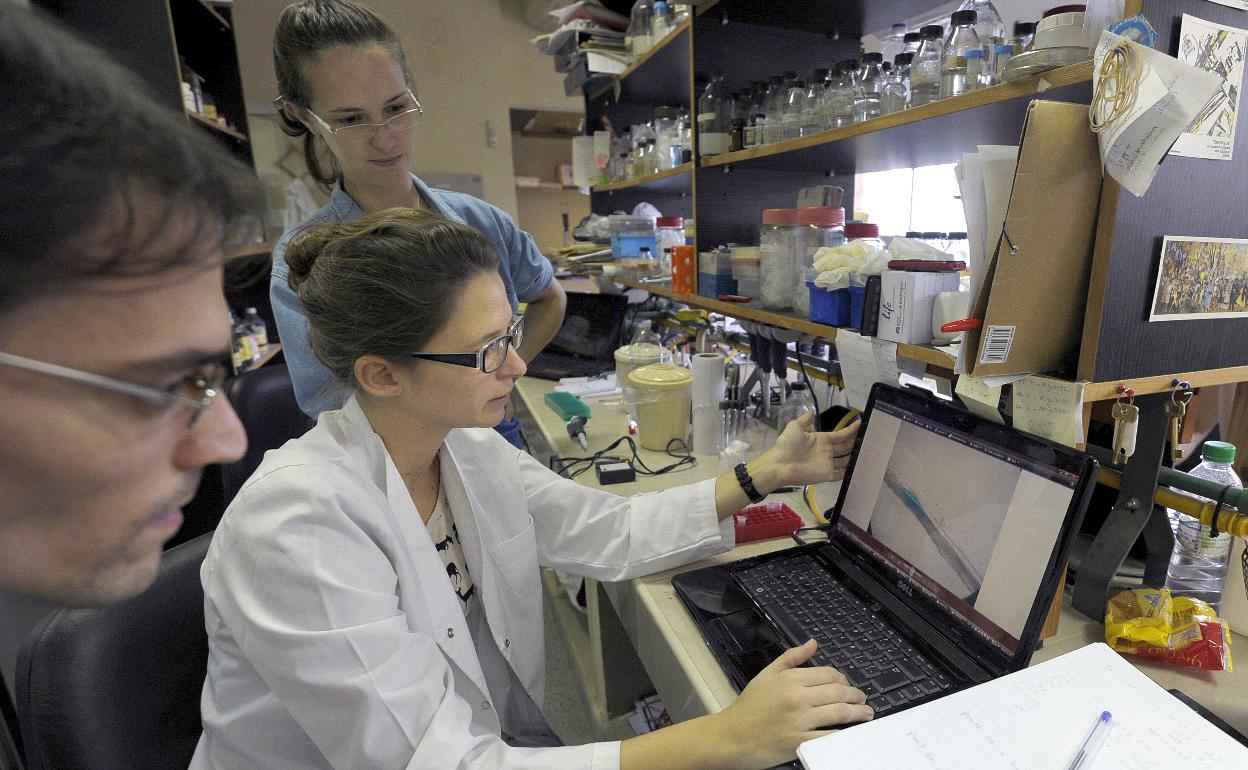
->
[[845, 222, 885, 252], [627, 363, 692, 451], [793, 206, 846, 317], [655, 216, 685, 263], [760, 208, 799, 310]]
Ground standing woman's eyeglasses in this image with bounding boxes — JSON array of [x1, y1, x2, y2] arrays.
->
[[278, 89, 423, 143], [409, 316, 524, 374]]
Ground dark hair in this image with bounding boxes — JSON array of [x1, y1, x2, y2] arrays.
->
[[285, 208, 500, 386], [273, 0, 411, 185], [0, 4, 262, 317]]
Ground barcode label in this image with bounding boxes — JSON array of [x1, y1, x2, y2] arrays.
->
[[979, 325, 1016, 364]]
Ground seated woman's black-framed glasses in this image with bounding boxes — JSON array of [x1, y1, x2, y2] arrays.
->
[[409, 315, 524, 374]]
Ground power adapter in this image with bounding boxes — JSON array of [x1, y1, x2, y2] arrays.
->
[[595, 460, 635, 485]]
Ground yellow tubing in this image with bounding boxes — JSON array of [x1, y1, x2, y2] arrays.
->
[[1096, 467, 1248, 537]]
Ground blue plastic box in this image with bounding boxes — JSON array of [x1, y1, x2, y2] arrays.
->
[[698, 272, 737, 298], [808, 283, 865, 327]]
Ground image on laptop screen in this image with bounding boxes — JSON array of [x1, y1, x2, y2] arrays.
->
[[546, 293, 624, 359], [836, 398, 1080, 654]]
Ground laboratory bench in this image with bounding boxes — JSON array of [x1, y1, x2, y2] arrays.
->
[[512, 375, 1248, 737]]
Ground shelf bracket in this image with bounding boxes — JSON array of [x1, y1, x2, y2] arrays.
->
[[1072, 392, 1174, 618]]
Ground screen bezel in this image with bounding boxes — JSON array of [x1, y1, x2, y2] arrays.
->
[[827, 383, 1098, 674]]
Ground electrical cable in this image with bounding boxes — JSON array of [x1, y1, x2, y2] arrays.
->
[[549, 435, 696, 480], [795, 343, 821, 420]]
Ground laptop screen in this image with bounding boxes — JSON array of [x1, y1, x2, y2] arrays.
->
[[834, 394, 1081, 656], [545, 293, 627, 360]]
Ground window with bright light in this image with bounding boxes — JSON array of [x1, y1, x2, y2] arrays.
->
[[853, 163, 967, 236]]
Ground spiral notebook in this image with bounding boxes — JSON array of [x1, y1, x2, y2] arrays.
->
[[797, 643, 1248, 770]]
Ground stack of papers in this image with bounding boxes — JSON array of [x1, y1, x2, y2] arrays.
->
[[798, 643, 1248, 769], [532, 3, 630, 94]]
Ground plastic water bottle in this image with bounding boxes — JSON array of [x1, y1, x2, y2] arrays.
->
[[776, 380, 816, 428], [880, 23, 908, 65], [1165, 441, 1241, 611]]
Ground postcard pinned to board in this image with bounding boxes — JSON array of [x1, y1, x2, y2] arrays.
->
[[1170, 13, 1248, 161], [1151, 235, 1248, 321], [1207, 1, 1248, 11]]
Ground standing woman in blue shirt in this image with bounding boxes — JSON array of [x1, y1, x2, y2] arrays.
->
[[269, 0, 566, 445]]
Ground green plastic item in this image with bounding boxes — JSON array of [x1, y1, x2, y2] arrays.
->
[[543, 391, 592, 422], [1201, 441, 1237, 464]]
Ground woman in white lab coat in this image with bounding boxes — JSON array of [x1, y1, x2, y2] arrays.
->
[[191, 208, 872, 769]]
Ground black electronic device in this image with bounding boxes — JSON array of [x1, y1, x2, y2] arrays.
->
[[674, 383, 1099, 720], [595, 459, 636, 485], [527, 292, 629, 380]]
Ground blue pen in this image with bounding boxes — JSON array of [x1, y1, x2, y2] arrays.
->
[[1066, 711, 1113, 770]]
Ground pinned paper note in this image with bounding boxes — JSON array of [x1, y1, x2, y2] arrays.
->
[[1092, 31, 1224, 196], [955, 375, 1005, 424], [1208, 1, 1248, 11], [834, 330, 899, 412], [1011, 376, 1087, 447], [1170, 14, 1247, 161]]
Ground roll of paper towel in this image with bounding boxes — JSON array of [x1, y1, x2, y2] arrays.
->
[[691, 353, 725, 454]]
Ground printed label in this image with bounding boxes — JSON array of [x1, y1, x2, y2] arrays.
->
[[979, 325, 1015, 364]]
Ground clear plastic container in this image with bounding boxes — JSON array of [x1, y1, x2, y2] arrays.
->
[[764, 71, 797, 144], [958, 0, 1005, 71], [883, 53, 913, 114], [1166, 442, 1242, 612], [832, 59, 860, 127], [650, 0, 672, 40], [965, 49, 987, 90], [794, 206, 846, 318], [881, 23, 908, 65], [1012, 20, 1036, 52], [995, 43, 1015, 82], [697, 75, 731, 156], [655, 216, 685, 262], [855, 53, 885, 122], [902, 31, 922, 55], [627, 0, 654, 58], [911, 25, 945, 107], [801, 71, 828, 136], [731, 246, 762, 299], [610, 214, 657, 258], [942, 10, 981, 99], [760, 208, 799, 310], [776, 380, 816, 427]]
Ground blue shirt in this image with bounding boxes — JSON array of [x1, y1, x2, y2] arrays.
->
[[271, 174, 554, 416]]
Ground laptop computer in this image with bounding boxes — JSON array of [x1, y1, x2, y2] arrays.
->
[[526, 292, 628, 381], [674, 383, 1098, 719]]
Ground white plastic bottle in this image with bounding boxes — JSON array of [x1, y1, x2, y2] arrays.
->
[[776, 380, 815, 428], [1165, 441, 1242, 611], [910, 25, 945, 107]]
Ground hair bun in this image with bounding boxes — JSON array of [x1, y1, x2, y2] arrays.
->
[[284, 221, 341, 293]]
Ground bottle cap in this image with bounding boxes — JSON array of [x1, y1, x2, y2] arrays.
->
[[894, 52, 915, 66], [795, 206, 846, 227], [921, 231, 946, 239], [783, 70, 797, 79], [791, 381, 808, 391], [921, 24, 945, 38], [996, 43, 1015, 54], [951, 10, 978, 25], [948, 231, 968, 239], [812, 67, 830, 79], [965, 49, 984, 59], [1015, 21, 1037, 35], [892, 23, 907, 31], [1202, 441, 1237, 464], [656, 216, 684, 228], [761, 208, 798, 225], [904, 32, 922, 43], [846, 223, 880, 239], [863, 52, 884, 63]]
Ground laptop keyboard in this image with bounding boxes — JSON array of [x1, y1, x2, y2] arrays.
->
[[734, 554, 954, 716]]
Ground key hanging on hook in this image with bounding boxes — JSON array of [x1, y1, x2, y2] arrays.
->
[[1111, 386, 1139, 466], [1164, 380, 1193, 463]]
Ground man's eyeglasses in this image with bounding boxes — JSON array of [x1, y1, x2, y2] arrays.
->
[[0, 352, 227, 426], [280, 89, 423, 143], [410, 316, 524, 374]]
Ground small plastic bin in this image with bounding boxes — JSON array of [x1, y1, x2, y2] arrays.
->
[[698, 250, 733, 275], [808, 283, 865, 327], [699, 272, 737, 298], [734, 502, 803, 543]]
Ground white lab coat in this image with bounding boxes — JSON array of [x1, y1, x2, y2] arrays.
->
[[190, 397, 734, 769]]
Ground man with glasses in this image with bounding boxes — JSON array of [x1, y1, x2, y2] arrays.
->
[[0, 4, 258, 608]]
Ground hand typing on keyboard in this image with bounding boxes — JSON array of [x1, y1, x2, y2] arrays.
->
[[710, 639, 873, 769]]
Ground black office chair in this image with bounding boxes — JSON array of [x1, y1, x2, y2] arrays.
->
[[219, 362, 314, 507], [16, 532, 213, 770]]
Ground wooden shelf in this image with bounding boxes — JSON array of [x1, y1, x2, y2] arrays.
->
[[588, 18, 691, 101], [702, 61, 1093, 170], [195, 0, 231, 30], [593, 162, 693, 193], [185, 109, 248, 142], [616, 277, 955, 368], [516, 181, 581, 191], [1084, 367, 1248, 402]]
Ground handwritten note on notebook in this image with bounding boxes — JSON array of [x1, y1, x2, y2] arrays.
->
[[834, 330, 899, 412], [798, 643, 1248, 770]]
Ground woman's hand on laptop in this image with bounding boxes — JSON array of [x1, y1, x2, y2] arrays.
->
[[709, 639, 873, 768], [754, 413, 859, 488]]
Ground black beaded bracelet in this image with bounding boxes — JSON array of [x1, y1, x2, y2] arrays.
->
[[734, 462, 765, 504]]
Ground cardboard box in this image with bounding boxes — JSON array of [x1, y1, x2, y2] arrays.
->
[[878, 270, 961, 345], [966, 101, 1103, 377]]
